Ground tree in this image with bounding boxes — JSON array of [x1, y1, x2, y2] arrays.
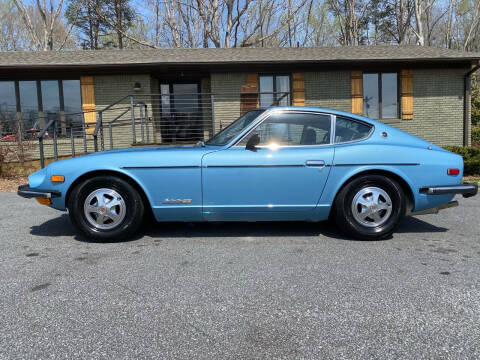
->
[[374, 0, 415, 44], [101, 0, 134, 49], [0, 0, 30, 50], [13, 0, 66, 50], [327, 0, 369, 45], [65, 0, 107, 49], [472, 72, 480, 127], [303, 0, 338, 46], [412, 0, 438, 45], [459, 0, 480, 51]]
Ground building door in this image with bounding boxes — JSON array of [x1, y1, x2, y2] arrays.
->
[[159, 82, 203, 143]]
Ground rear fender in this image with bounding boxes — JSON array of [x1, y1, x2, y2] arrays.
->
[[319, 165, 417, 211]]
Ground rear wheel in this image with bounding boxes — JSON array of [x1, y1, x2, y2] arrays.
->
[[68, 176, 144, 242], [334, 175, 405, 240]]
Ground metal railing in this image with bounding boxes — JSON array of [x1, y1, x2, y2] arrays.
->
[[26, 91, 290, 167]]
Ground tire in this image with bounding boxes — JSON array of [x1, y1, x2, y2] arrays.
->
[[333, 174, 406, 240], [68, 175, 145, 242]]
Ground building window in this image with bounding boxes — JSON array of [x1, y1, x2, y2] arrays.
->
[[259, 75, 291, 107], [0, 79, 82, 139], [19, 81, 39, 132], [363, 72, 398, 119], [62, 80, 83, 126], [0, 81, 17, 137]]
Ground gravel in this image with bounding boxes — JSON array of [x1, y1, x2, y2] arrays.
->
[[0, 176, 27, 192], [0, 193, 479, 359]]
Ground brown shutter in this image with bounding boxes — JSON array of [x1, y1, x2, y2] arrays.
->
[[241, 73, 259, 114], [292, 73, 305, 106], [245, 73, 258, 88], [351, 71, 363, 115], [80, 76, 96, 134], [401, 70, 413, 120]]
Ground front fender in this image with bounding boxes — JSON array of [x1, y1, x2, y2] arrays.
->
[[30, 161, 156, 212]]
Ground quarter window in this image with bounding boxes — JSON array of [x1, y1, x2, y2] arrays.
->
[[363, 72, 398, 119], [259, 75, 291, 107], [334, 117, 372, 143], [239, 112, 331, 146]]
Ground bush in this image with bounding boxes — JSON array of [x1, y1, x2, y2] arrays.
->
[[0, 143, 11, 176], [472, 127, 480, 145], [444, 146, 480, 176]]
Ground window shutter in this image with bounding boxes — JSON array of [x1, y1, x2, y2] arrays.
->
[[401, 70, 413, 120], [80, 76, 96, 134], [292, 73, 305, 106], [245, 73, 258, 89], [241, 73, 259, 114], [351, 71, 363, 115]]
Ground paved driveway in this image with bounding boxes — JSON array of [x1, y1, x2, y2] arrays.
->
[[0, 193, 479, 359]]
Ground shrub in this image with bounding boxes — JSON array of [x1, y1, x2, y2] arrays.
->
[[472, 73, 480, 127], [0, 143, 12, 176], [472, 127, 480, 145], [444, 145, 480, 176]]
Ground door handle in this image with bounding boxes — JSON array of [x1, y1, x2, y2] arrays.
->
[[305, 160, 325, 167]]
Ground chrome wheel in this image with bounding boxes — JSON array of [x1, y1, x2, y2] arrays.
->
[[351, 187, 393, 228], [83, 188, 126, 230]]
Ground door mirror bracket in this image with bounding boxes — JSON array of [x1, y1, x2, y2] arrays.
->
[[245, 134, 260, 151]]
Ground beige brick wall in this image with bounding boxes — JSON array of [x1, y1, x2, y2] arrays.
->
[[210, 72, 245, 133], [89, 69, 468, 148], [200, 77, 213, 139], [94, 74, 153, 148], [393, 68, 466, 146], [304, 69, 468, 146], [305, 71, 351, 112]]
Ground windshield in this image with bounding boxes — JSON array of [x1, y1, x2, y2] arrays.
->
[[206, 110, 265, 146]]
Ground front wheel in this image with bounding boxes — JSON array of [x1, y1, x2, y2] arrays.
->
[[333, 175, 406, 240], [68, 176, 145, 242]]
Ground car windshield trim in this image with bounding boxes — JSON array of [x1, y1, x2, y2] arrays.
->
[[205, 109, 265, 146]]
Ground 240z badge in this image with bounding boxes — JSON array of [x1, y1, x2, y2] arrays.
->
[[162, 198, 192, 204]]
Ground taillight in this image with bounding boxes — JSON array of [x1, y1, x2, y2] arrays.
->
[[447, 168, 460, 176]]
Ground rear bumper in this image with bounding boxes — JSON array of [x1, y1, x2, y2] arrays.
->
[[420, 183, 478, 198], [17, 185, 61, 199]]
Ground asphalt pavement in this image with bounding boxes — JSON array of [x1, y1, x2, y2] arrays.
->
[[0, 193, 479, 359]]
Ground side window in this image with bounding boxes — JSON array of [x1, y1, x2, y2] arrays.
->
[[239, 112, 331, 146], [334, 117, 372, 143]]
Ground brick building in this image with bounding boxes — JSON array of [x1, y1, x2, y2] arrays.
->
[[0, 45, 479, 151]]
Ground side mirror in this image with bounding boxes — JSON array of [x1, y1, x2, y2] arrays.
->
[[245, 133, 260, 151]]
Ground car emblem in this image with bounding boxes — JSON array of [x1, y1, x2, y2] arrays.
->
[[162, 199, 192, 204]]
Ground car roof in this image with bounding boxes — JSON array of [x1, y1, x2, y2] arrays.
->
[[263, 106, 378, 125]]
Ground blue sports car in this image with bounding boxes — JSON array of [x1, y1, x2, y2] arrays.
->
[[18, 107, 478, 241]]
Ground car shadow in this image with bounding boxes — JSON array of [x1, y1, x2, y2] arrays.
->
[[30, 214, 447, 243], [396, 216, 448, 233]]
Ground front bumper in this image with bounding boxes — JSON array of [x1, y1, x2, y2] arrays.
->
[[420, 183, 478, 198], [17, 185, 61, 199]]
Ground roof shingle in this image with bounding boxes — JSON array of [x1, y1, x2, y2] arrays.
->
[[0, 45, 478, 68]]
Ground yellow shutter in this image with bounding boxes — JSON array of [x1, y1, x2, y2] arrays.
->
[[80, 76, 96, 134], [292, 73, 305, 106], [241, 73, 259, 114], [245, 73, 258, 89], [351, 71, 363, 115], [401, 70, 413, 120]]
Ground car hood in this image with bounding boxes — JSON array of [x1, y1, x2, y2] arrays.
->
[[46, 144, 220, 174]]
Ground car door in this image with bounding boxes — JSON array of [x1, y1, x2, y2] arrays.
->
[[202, 110, 335, 221]]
